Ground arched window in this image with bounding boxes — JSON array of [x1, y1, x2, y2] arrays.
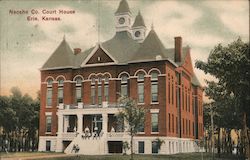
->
[[104, 76, 109, 102], [150, 71, 159, 103], [90, 76, 96, 105], [137, 72, 145, 103], [57, 78, 64, 104], [75, 76, 83, 103], [120, 74, 129, 97], [46, 78, 53, 107]]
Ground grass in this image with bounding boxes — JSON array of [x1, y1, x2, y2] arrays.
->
[[0, 152, 244, 160], [0, 151, 62, 158], [35, 153, 244, 160]]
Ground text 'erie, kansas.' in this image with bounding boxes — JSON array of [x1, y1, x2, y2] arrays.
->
[[9, 9, 76, 21]]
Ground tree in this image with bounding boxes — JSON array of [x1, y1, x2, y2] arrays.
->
[[117, 96, 146, 160], [196, 38, 250, 158], [0, 87, 40, 152]]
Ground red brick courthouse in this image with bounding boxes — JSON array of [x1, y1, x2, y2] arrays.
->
[[38, 0, 203, 154]]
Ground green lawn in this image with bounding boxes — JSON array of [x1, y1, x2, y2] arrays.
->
[[36, 153, 243, 160], [0, 151, 62, 158]]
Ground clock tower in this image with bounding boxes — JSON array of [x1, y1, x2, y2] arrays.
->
[[115, 0, 132, 32], [132, 11, 146, 43]]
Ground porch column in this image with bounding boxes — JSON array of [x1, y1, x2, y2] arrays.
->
[[77, 114, 83, 133], [57, 113, 63, 134], [102, 113, 108, 133], [63, 115, 69, 132]]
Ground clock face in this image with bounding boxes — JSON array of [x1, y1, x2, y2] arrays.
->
[[135, 31, 141, 37], [119, 17, 125, 24]]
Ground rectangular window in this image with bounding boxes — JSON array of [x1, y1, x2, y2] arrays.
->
[[138, 141, 145, 154], [171, 78, 174, 105], [98, 85, 102, 105], [151, 113, 159, 132], [91, 86, 95, 105], [186, 119, 188, 135], [104, 85, 109, 102], [151, 82, 158, 102], [176, 116, 178, 134], [182, 118, 184, 134], [168, 79, 170, 104], [193, 122, 195, 136], [182, 88, 184, 110], [172, 114, 174, 133], [46, 140, 51, 151], [138, 123, 144, 132], [76, 87, 82, 103], [189, 120, 191, 135], [138, 83, 144, 103], [185, 91, 187, 111], [46, 88, 52, 106], [152, 141, 158, 154], [121, 84, 128, 97], [168, 113, 171, 132], [46, 115, 52, 132], [188, 94, 190, 112], [58, 87, 63, 104]]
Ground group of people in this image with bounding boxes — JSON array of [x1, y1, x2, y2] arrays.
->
[[81, 126, 104, 139]]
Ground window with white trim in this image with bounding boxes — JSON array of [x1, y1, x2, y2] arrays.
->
[[57, 78, 64, 104], [151, 113, 159, 132], [137, 72, 145, 103], [46, 78, 53, 107], [151, 71, 159, 103], [120, 74, 128, 97], [46, 115, 52, 132], [75, 77, 83, 103]]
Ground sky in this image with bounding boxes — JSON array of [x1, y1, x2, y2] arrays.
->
[[0, 0, 249, 100]]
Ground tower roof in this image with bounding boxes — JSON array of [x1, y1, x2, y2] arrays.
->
[[115, 0, 131, 14], [42, 38, 75, 69], [132, 28, 166, 60], [132, 11, 146, 28]]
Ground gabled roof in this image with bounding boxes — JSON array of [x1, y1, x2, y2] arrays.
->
[[42, 38, 75, 69], [132, 11, 146, 28], [132, 29, 166, 61], [115, 0, 131, 14]]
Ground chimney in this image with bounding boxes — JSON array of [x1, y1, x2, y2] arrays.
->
[[174, 37, 182, 62], [74, 48, 81, 55]]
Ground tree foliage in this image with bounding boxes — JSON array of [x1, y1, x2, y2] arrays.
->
[[117, 96, 146, 160], [196, 38, 250, 157], [0, 87, 40, 152]]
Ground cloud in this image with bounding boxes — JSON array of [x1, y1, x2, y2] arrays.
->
[[203, 0, 249, 38], [28, 6, 98, 49]]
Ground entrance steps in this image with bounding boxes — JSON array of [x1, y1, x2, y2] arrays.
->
[[64, 133, 106, 155]]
